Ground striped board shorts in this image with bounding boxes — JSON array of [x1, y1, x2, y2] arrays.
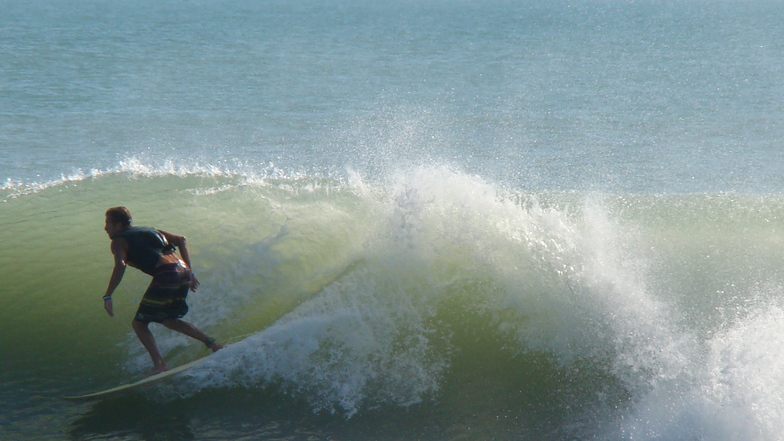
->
[[134, 262, 191, 323]]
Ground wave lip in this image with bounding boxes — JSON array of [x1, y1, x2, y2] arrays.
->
[[1, 155, 269, 201]]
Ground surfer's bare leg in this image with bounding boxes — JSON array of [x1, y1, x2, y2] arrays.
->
[[161, 318, 224, 352], [132, 319, 169, 375]]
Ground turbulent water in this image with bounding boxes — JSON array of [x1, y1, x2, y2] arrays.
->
[[3, 0, 784, 440]]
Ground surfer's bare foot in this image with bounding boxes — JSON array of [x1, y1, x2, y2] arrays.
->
[[148, 364, 169, 377], [206, 337, 224, 352]]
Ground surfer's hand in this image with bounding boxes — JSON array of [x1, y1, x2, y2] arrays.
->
[[104, 298, 114, 317], [190, 274, 199, 292]]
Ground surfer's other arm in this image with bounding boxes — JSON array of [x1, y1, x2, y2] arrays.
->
[[158, 229, 199, 292]]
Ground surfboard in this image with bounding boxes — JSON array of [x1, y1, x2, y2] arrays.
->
[[62, 354, 211, 401]]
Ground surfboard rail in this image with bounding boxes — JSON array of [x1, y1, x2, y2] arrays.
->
[[62, 353, 210, 401]]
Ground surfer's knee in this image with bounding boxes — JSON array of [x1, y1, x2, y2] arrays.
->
[[132, 318, 149, 332]]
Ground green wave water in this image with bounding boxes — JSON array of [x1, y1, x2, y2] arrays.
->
[[4, 166, 784, 440]]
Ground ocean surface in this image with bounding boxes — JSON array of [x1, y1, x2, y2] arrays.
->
[[3, 0, 784, 440]]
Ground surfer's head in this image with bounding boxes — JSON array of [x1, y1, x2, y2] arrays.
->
[[105, 206, 132, 227], [105, 206, 132, 238]]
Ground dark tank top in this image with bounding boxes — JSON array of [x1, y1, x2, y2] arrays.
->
[[115, 226, 176, 275]]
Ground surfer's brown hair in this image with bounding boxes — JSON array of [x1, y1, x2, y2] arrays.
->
[[105, 206, 132, 227]]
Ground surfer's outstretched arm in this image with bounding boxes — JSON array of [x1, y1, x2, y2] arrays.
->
[[102, 238, 128, 317]]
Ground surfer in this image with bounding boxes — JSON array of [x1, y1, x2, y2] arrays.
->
[[102, 206, 223, 376]]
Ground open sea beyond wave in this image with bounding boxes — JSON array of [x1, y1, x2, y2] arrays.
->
[[3, 0, 784, 440]]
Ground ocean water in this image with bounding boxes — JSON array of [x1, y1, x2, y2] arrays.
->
[[3, 0, 784, 440]]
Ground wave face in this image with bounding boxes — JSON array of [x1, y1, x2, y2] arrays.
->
[[4, 165, 784, 440]]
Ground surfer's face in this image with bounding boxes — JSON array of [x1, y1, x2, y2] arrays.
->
[[104, 217, 122, 238]]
